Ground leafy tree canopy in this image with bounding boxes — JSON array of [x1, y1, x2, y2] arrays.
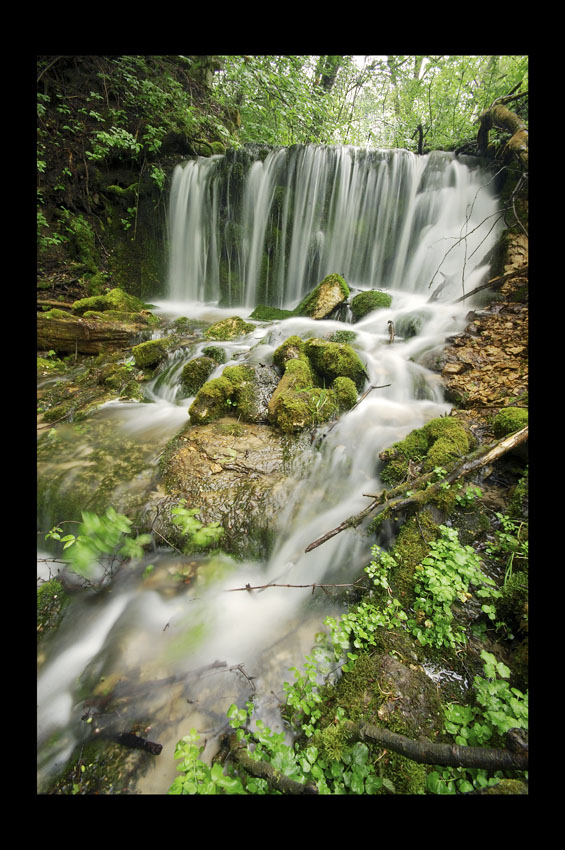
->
[[212, 54, 528, 151]]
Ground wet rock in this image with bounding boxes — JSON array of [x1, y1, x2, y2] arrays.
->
[[295, 273, 350, 319], [159, 417, 303, 558]]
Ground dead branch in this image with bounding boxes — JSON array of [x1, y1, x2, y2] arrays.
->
[[344, 721, 527, 771], [226, 578, 365, 593], [305, 426, 528, 553], [451, 265, 528, 303]]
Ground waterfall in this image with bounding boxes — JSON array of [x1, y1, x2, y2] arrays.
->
[[167, 145, 502, 307], [38, 144, 506, 794]]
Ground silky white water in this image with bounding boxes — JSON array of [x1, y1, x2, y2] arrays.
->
[[37, 146, 503, 793]]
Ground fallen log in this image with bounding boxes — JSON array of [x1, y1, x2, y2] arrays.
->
[[305, 426, 528, 552], [344, 721, 528, 772], [37, 313, 147, 355]]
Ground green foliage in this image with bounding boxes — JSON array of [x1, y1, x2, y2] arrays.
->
[[169, 728, 246, 795], [170, 499, 224, 549], [212, 55, 527, 150], [283, 655, 324, 737], [170, 699, 394, 795], [45, 507, 151, 579], [324, 547, 408, 662], [408, 525, 501, 648], [45, 501, 222, 580], [428, 650, 528, 794], [487, 512, 528, 585]]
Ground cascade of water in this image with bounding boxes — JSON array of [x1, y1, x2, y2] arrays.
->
[[38, 145, 505, 794], [167, 145, 502, 307]]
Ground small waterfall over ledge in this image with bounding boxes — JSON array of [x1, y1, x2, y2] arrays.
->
[[167, 145, 502, 308], [38, 144, 506, 794]]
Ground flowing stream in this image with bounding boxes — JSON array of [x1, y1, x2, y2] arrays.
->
[[37, 145, 503, 794]]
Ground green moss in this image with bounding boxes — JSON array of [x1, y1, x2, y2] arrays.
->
[[295, 273, 350, 319], [180, 356, 217, 396], [187, 364, 265, 425], [201, 346, 227, 364], [332, 376, 358, 411], [389, 510, 441, 603], [379, 417, 472, 485], [272, 335, 308, 370], [204, 316, 255, 340], [72, 287, 151, 317], [350, 290, 392, 321], [43, 308, 72, 320], [496, 571, 528, 635], [509, 467, 528, 519], [37, 579, 70, 642], [249, 304, 296, 321], [188, 375, 234, 424], [492, 406, 528, 438], [131, 339, 168, 368], [304, 338, 367, 391], [328, 329, 357, 344]]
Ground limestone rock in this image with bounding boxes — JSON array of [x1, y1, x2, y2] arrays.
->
[[159, 418, 302, 558]]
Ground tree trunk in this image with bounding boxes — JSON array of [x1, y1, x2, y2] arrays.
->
[[477, 102, 528, 168]]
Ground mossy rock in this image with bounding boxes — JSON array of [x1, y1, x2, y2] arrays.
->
[[268, 359, 331, 433], [332, 376, 358, 411], [304, 338, 367, 391], [492, 406, 528, 438], [201, 346, 227, 364], [204, 316, 255, 340], [131, 339, 168, 369], [295, 273, 350, 319], [180, 356, 218, 396], [379, 417, 472, 485], [188, 375, 233, 424], [37, 579, 70, 644], [350, 290, 392, 322], [189, 364, 278, 425], [72, 287, 150, 317], [249, 304, 295, 321], [272, 335, 309, 371]]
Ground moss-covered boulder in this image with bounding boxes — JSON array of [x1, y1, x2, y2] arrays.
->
[[272, 335, 310, 371], [180, 356, 218, 396], [201, 345, 227, 364], [350, 289, 392, 322], [304, 338, 367, 391], [295, 273, 350, 319], [379, 416, 473, 485], [204, 315, 255, 340], [268, 360, 357, 434], [249, 305, 296, 321], [131, 338, 168, 369], [268, 359, 331, 433], [72, 287, 151, 316], [492, 406, 528, 438], [189, 364, 280, 425]]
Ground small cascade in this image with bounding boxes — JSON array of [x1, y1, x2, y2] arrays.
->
[[167, 145, 502, 307], [38, 144, 505, 794]]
